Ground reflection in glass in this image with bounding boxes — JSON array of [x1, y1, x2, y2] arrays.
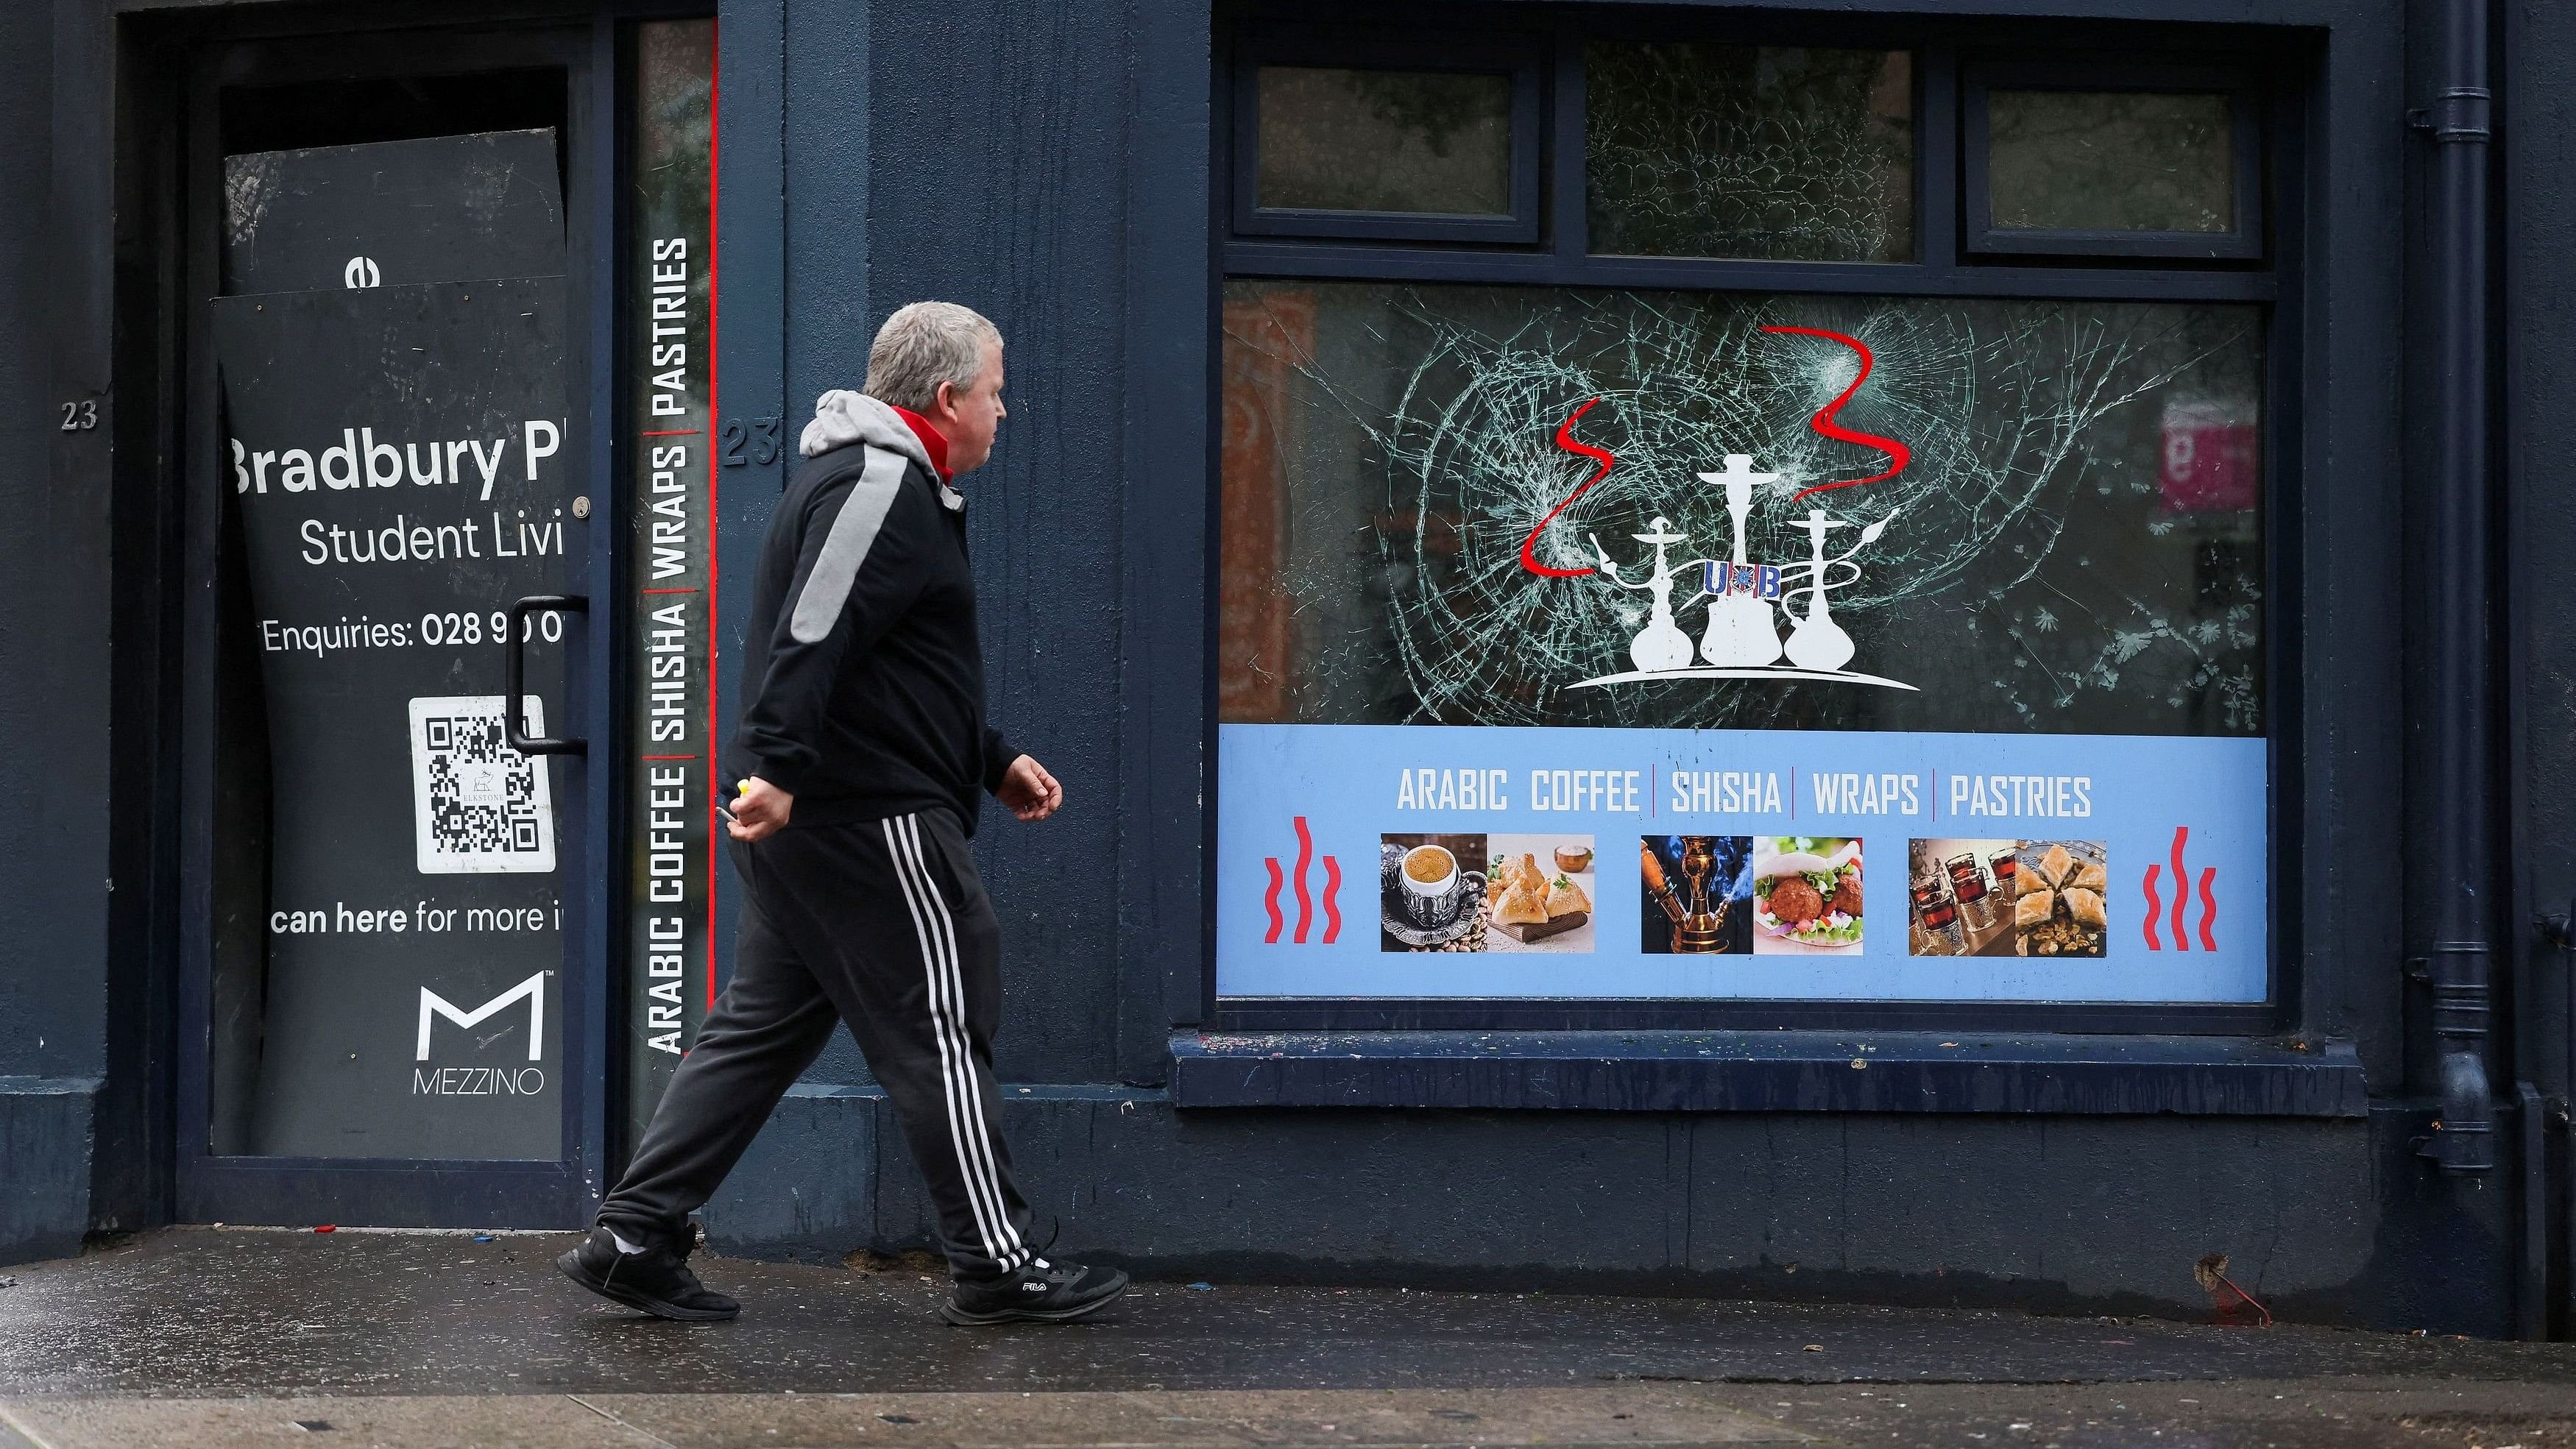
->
[[1586, 44, 1912, 262], [1256, 67, 1512, 216], [1987, 90, 2234, 233], [1218, 280, 2264, 736]]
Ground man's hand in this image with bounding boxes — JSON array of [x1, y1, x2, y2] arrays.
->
[[996, 755, 1063, 822], [726, 776, 793, 842]]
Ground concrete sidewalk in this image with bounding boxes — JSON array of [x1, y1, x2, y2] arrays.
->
[[1, 1228, 2571, 1448]]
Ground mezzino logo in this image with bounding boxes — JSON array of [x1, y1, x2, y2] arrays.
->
[[413, 971, 551, 1098]]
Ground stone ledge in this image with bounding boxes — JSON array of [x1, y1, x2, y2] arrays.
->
[[1169, 1031, 2367, 1116]]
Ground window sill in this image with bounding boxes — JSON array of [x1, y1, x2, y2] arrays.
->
[[1169, 1030, 2364, 1116]]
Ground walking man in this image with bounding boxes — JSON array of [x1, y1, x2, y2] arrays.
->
[[560, 302, 1128, 1326]]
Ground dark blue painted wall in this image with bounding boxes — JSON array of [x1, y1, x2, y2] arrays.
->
[[0, 0, 71, 1082], [0, 0, 101, 1265], [859, 0, 1136, 1088]]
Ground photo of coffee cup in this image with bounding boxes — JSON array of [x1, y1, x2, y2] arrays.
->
[[1379, 834, 1490, 951], [1401, 845, 1464, 927]]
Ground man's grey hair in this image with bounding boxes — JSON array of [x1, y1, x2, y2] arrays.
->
[[863, 302, 1002, 413]]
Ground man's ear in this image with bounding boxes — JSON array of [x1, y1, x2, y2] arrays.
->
[[931, 379, 958, 420]]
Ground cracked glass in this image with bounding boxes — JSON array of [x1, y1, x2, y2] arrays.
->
[[1219, 280, 2264, 737], [1586, 43, 1913, 262]]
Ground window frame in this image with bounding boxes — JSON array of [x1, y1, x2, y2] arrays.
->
[[1961, 59, 2266, 262], [1203, 7, 2307, 1039], [1229, 27, 1549, 245]]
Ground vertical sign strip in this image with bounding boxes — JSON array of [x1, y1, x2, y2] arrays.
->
[[627, 18, 718, 1143], [706, 21, 723, 1015]]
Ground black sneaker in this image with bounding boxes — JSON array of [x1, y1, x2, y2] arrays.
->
[[556, 1227, 740, 1321], [941, 1255, 1129, 1326]]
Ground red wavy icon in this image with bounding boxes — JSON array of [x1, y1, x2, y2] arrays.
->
[[1759, 325, 1912, 504], [1519, 398, 1614, 578], [1262, 816, 1342, 945], [2141, 826, 2218, 952]]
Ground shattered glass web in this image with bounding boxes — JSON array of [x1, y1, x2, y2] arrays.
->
[[1220, 282, 2264, 737], [1586, 43, 1914, 263]]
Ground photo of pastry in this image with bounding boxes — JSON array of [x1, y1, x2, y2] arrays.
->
[[1751, 837, 1863, 954], [1378, 833, 1488, 952], [2014, 839, 2109, 958], [1906, 838, 2018, 957], [1908, 838, 2106, 957], [1483, 835, 1597, 953], [1638, 836, 1752, 954]]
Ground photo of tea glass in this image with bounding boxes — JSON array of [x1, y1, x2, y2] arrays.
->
[[1378, 832, 1489, 952], [1908, 838, 2015, 956], [1908, 838, 2108, 957]]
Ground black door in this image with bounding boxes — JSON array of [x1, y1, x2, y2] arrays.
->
[[176, 29, 613, 1227]]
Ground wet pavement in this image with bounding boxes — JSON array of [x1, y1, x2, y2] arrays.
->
[[0, 1228, 2571, 1447]]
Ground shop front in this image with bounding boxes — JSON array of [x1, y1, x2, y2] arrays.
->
[[1209, 26, 2279, 1034], [4, 0, 2576, 1339]]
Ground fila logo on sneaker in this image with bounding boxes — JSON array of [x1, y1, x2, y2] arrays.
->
[[1022, 1281, 1048, 1292]]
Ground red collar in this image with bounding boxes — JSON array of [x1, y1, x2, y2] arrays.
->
[[889, 404, 955, 483]]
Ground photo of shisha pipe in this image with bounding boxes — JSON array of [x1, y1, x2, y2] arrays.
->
[[1638, 835, 1752, 954]]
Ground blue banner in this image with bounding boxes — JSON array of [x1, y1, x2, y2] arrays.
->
[[1217, 723, 2266, 1002]]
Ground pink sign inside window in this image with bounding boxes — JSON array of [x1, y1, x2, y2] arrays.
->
[[2159, 398, 2260, 513]]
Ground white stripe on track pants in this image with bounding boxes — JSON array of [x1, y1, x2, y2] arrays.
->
[[598, 808, 1036, 1278]]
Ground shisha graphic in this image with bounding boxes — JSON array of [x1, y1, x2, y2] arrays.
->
[[1577, 470, 1914, 692], [1697, 455, 1784, 669], [1587, 517, 1697, 673], [1526, 327, 1922, 693]]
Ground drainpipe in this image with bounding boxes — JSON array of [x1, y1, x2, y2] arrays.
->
[[2413, 0, 2496, 1174]]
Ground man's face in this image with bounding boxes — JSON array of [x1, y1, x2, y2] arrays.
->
[[933, 340, 1007, 476]]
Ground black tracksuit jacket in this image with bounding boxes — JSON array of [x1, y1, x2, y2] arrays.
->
[[724, 431, 1018, 835]]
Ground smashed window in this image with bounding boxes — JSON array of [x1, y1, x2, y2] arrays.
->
[[1219, 280, 2263, 737], [1586, 44, 1914, 262]]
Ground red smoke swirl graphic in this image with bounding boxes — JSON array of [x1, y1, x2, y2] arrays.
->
[[1760, 325, 1911, 503], [2140, 826, 2219, 952], [1519, 330, 1913, 576], [1519, 398, 1613, 578], [1262, 816, 1341, 945]]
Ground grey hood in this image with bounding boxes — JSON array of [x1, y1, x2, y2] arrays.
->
[[798, 390, 963, 509]]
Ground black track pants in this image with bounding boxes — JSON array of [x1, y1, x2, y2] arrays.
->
[[598, 809, 1036, 1280]]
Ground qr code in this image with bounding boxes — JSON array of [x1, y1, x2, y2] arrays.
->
[[408, 695, 556, 874]]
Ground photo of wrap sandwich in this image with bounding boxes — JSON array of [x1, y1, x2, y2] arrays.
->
[[1485, 835, 1596, 952], [1751, 837, 1864, 954]]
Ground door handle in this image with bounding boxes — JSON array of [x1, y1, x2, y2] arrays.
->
[[506, 594, 588, 755]]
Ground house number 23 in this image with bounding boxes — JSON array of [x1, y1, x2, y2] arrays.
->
[[719, 416, 780, 467], [59, 398, 99, 431]]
